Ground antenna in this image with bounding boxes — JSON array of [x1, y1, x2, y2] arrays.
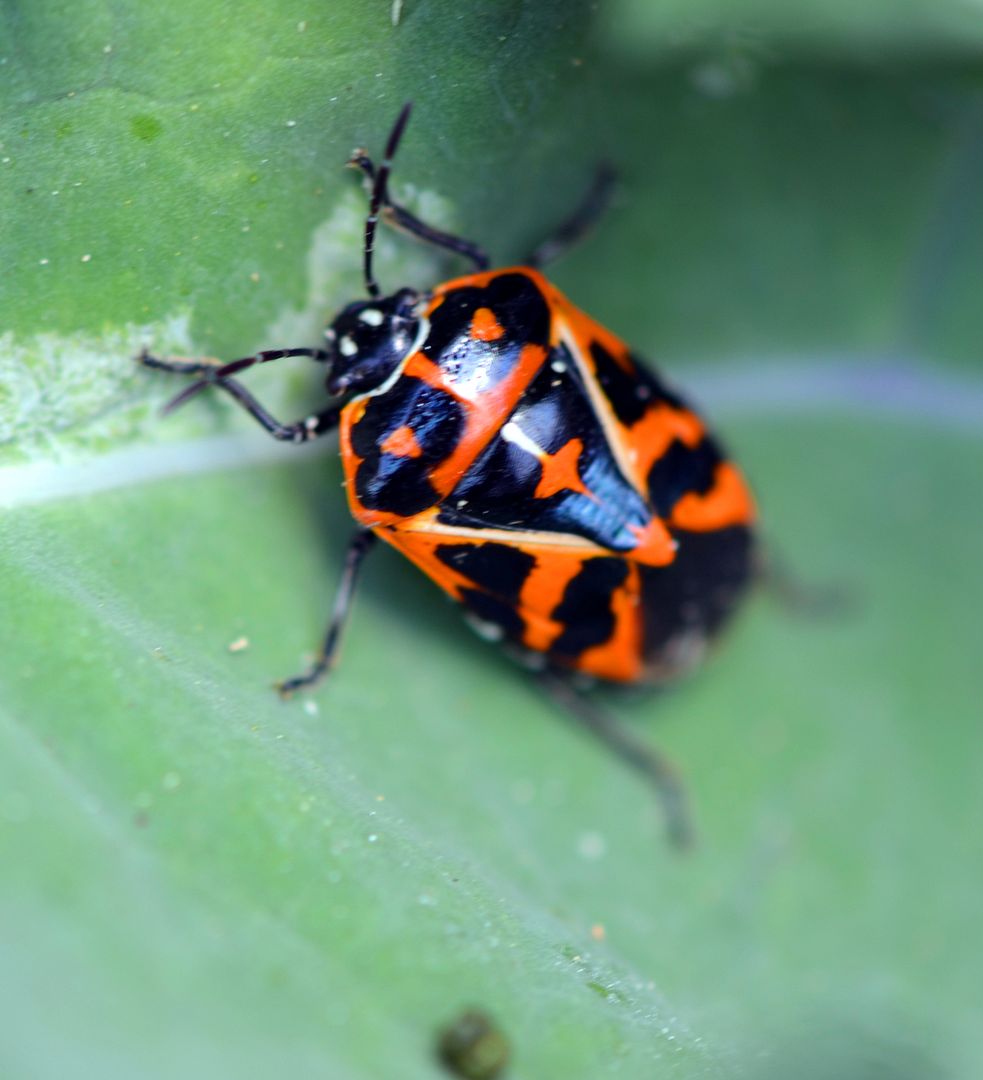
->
[[363, 102, 412, 298]]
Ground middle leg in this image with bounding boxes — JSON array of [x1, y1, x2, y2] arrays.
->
[[524, 165, 617, 270], [348, 152, 490, 271]]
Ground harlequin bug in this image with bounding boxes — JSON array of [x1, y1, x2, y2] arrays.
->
[[141, 103, 757, 846]]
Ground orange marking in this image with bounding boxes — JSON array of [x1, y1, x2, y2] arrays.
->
[[556, 300, 636, 376], [402, 350, 449, 390], [517, 551, 586, 652], [338, 401, 365, 517], [626, 404, 704, 491], [470, 306, 505, 341], [380, 424, 423, 459], [374, 523, 471, 601], [627, 516, 677, 567], [534, 438, 590, 499], [577, 564, 644, 682], [671, 462, 756, 531], [428, 342, 548, 495]]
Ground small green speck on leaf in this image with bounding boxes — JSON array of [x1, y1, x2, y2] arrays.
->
[[130, 114, 163, 142]]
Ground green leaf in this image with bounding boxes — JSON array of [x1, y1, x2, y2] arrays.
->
[[553, 63, 983, 372], [3, 4, 983, 1079], [606, 0, 983, 57]]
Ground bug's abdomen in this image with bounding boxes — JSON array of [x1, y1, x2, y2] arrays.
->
[[376, 518, 755, 684], [373, 528, 649, 682]]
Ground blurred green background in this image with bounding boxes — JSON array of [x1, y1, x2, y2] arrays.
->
[[1, 2, 982, 1078]]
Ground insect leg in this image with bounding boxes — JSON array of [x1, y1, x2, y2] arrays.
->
[[538, 668, 694, 849], [139, 352, 228, 377], [349, 150, 490, 271], [524, 165, 617, 269], [141, 347, 340, 440], [141, 346, 331, 380], [277, 529, 378, 696], [167, 373, 342, 442], [759, 546, 856, 618]]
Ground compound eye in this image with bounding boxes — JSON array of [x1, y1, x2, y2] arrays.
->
[[339, 334, 359, 358], [357, 307, 385, 327]]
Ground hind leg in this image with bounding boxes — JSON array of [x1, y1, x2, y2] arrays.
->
[[537, 668, 694, 849]]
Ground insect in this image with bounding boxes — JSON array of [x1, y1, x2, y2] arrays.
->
[[141, 104, 757, 846]]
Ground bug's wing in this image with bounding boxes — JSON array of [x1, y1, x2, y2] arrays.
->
[[543, 289, 758, 674], [544, 286, 757, 535]]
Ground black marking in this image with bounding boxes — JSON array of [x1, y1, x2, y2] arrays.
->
[[549, 557, 629, 660], [436, 542, 536, 602], [590, 342, 688, 427], [505, 342, 587, 455], [350, 376, 463, 516], [459, 588, 526, 642], [422, 272, 551, 395], [647, 437, 721, 518], [640, 525, 754, 658], [630, 352, 688, 410], [590, 341, 648, 426]]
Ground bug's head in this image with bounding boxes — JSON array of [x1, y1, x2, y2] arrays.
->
[[323, 287, 421, 397]]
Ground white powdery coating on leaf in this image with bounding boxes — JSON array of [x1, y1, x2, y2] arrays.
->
[[0, 311, 194, 457], [0, 184, 454, 462], [263, 186, 452, 347]]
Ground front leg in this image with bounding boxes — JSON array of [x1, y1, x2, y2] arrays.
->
[[176, 374, 342, 443], [140, 346, 332, 378], [140, 348, 341, 442]]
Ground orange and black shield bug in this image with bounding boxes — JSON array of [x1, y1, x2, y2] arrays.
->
[[141, 104, 757, 846]]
